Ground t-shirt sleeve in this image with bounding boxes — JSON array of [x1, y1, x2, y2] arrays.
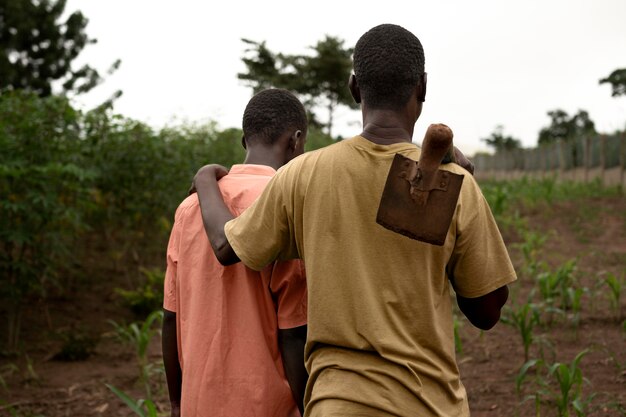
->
[[224, 166, 300, 271], [269, 260, 307, 329], [163, 206, 184, 312], [447, 177, 517, 298]]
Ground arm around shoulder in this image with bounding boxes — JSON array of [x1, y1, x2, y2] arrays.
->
[[192, 164, 240, 265]]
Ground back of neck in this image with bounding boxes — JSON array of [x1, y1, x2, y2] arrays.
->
[[360, 109, 415, 145], [243, 149, 283, 171]]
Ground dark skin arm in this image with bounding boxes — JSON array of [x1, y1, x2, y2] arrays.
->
[[278, 325, 308, 415], [455, 285, 509, 330], [162, 309, 181, 417], [190, 164, 240, 266], [190, 152, 473, 267], [449, 146, 502, 328], [449, 156, 509, 330], [452, 146, 475, 175]]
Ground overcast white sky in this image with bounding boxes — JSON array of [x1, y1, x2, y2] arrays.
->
[[66, 0, 626, 155]]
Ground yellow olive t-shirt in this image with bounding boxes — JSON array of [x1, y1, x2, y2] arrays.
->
[[225, 135, 517, 417]]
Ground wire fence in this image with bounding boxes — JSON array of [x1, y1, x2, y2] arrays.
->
[[472, 133, 626, 189]]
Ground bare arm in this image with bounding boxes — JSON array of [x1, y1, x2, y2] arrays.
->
[[448, 148, 511, 330], [452, 146, 475, 174], [456, 285, 509, 330], [162, 309, 181, 417], [191, 164, 240, 265], [278, 325, 308, 415]]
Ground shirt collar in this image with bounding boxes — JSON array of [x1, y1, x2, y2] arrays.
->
[[350, 135, 419, 155], [228, 164, 277, 176]]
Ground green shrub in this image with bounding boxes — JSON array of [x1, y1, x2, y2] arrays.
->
[[0, 91, 95, 351], [116, 268, 165, 318], [52, 328, 99, 361], [0, 90, 338, 353]]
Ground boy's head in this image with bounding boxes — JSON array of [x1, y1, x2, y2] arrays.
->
[[351, 24, 426, 110], [242, 88, 308, 163]]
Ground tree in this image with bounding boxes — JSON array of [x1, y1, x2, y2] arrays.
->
[[238, 36, 356, 137], [0, 0, 120, 97], [290, 36, 356, 137], [237, 39, 280, 95], [537, 109, 595, 145], [599, 68, 626, 97], [538, 110, 570, 145], [481, 125, 521, 152]]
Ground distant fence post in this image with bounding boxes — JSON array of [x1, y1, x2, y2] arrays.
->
[[584, 136, 591, 183], [558, 139, 566, 178], [619, 131, 626, 193], [600, 134, 606, 185]]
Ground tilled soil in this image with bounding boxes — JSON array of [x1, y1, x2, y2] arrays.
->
[[1, 196, 625, 417]]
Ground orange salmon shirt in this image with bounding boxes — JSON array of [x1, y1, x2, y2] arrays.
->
[[164, 164, 307, 417]]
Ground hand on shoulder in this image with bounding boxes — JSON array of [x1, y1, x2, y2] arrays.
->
[[188, 164, 229, 195], [452, 146, 475, 175]]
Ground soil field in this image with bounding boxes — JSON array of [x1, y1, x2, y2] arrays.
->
[[1, 193, 625, 417]]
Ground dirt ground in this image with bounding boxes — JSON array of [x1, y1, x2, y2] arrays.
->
[[1, 195, 625, 417]]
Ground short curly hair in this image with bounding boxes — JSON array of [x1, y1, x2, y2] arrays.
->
[[242, 88, 307, 144], [353, 24, 425, 110]]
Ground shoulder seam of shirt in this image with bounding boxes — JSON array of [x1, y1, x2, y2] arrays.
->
[[175, 196, 199, 219]]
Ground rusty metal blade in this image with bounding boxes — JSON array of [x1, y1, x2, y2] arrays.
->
[[376, 153, 464, 246]]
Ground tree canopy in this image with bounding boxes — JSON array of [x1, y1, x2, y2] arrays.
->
[[481, 125, 522, 152], [238, 36, 356, 137], [599, 68, 626, 97], [0, 0, 120, 97], [538, 109, 596, 145]]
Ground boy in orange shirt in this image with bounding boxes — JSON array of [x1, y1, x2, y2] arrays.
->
[[162, 88, 309, 417]]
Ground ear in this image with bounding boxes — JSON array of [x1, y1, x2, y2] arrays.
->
[[241, 135, 247, 150], [349, 74, 361, 104], [417, 72, 427, 103], [289, 130, 302, 150]]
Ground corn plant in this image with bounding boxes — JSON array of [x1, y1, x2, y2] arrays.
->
[[603, 272, 625, 320], [519, 177, 557, 207], [538, 349, 595, 417], [535, 259, 579, 324], [515, 358, 542, 398], [556, 260, 579, 310], [565, 287, 585, 335], [517, 229, 548, 279], [482, 182, 511, 218], [109, 310, 163, 401], [500, 302, 541, 362], [106, 384, 158, 417]]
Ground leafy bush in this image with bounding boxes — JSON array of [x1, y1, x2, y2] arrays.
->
[[116, 268, 165, 318], [0, 91, 337, 351], [52, 328, 99, 361], [0, 91, 95, 351]]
